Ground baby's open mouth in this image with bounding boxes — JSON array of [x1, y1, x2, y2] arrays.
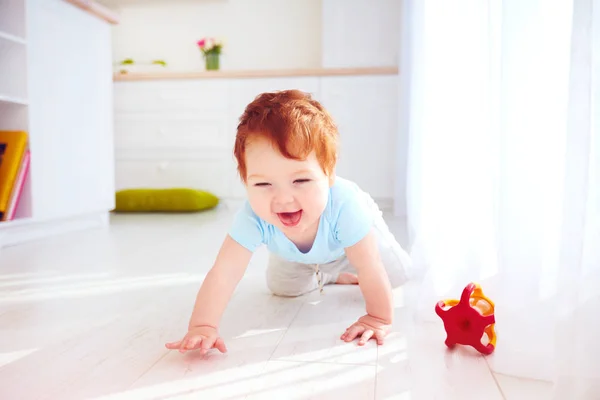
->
[[277, 210, 302, 227]]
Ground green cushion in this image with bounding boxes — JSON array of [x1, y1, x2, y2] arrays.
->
[[114, 188, 219, 212]]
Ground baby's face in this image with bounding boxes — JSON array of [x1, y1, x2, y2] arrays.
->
[[244, 136, 331, 236]]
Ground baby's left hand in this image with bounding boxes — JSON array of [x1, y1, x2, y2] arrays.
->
[[341, 314, 391, 346]]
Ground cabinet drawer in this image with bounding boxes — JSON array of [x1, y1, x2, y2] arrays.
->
[[114, 80, 230, 113], [115, 160, 237, 198], [114, 115, 230, 151]]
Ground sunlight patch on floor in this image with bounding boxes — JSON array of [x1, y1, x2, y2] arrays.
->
[[0, 273, 207, 304], [0, 348, 39, 368]]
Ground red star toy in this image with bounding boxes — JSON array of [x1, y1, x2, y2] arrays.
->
[[435, 282, 497, 355]]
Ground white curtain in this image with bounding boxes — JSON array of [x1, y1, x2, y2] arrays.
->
[[398, 0, 600, 397]]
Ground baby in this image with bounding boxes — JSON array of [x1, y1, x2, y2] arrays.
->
[[166, 89, 411, 355]]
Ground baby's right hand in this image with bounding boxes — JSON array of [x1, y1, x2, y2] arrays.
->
[[165, 325, 228, 355]]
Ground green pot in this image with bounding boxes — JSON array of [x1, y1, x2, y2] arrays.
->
[[205, 53, 220, 70]]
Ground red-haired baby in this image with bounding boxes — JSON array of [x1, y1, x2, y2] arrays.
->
[[166, 90, 412, 355]]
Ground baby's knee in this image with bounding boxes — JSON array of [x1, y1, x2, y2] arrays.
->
[[266, 270, 307, 297], [267, 280, 302, 297]]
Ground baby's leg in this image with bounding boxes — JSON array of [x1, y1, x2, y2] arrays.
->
[[266, 253, 333, 297], [317, 256, 357, 285], [319, 218, 412, 289], [265, 221, 411, 296]]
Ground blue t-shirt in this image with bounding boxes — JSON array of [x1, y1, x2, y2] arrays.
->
[[228, 176, 378, 264]]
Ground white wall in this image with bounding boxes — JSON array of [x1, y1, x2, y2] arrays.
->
[[102, 0, 322, 71], [321, 0, 401, 68]]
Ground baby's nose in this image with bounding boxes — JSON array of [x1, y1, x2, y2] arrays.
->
[[273, 189, 294, 205]]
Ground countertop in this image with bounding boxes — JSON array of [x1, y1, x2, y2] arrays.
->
[[113, 66, 399, 81]]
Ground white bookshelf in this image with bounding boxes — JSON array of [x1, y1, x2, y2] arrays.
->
[[0, 0, 31, 224], [0, 94, 28, 106], [0, 30, 27, 45], [0, 0, 117, 247], [0, 38, 28, 101], [0, 0, 26, 40], [0, 1, 27, 101]]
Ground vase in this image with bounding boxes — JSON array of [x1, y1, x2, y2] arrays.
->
[[205, 53, 220, 71]]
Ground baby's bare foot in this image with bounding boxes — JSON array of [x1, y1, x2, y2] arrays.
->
[[336, 272, 359, 285]]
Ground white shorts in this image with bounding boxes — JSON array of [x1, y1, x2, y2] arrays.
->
[[266, 211, 412, 297]]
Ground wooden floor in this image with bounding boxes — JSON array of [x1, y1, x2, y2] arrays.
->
[[0, 204, 553, 399]]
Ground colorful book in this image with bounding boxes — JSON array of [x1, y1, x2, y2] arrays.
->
[[0, 131, 28, 221], [5, 150, 30, 221]]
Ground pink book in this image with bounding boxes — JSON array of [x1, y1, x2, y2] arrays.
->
[[5, 150, 30, 221]]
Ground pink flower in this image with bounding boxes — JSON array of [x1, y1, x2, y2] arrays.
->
[[197, 39, 206, 48]]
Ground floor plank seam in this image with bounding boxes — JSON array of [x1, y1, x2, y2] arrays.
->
[[266, 301, 306, 362], [486, 358, 507, 399], [128, 350, 171, 390], [374, 343, 379, 400]]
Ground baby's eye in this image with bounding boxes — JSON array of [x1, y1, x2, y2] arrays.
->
[[254, 182, 271, 187], [294, 179, 311, 184]]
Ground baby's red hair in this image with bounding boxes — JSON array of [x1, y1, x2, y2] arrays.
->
[[234, 89, 338, 182]]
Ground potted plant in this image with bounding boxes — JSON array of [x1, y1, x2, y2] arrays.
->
[[197, 37, 223, 71]]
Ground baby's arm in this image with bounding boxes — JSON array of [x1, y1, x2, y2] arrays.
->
[[341, 230, 394, 345], [165, 234, 252, 354], [188, 234, 253, 328]]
